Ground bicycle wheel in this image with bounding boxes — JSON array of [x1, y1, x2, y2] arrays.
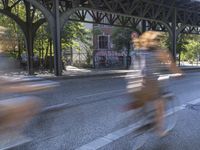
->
[[131, 105, 153, 150], [163, 94, 178, 133]]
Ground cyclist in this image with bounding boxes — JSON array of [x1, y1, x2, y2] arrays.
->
[[0, 79, 58, 148], [126, 31, 183, 136]]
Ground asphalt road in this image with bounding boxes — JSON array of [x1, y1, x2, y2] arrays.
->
[[7, 72, 200, 150]]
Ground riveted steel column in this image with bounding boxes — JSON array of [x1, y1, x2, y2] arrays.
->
[[142, 20, 146, 33], [172, 8, 177, 61], [53, 0, 62, 76]]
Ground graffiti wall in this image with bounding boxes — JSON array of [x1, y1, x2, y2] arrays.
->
[[94, 50, 127, 68]]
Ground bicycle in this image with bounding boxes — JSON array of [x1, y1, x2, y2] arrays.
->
[[126, 74, 181, 150]]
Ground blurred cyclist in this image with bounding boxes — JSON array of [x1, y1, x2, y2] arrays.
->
[[126, 31, 183, 136], [0, 80, 42, 147], [0, 79, 58, 148]]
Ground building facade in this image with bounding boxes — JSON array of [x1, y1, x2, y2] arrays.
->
[[93, 24, 127, 68]]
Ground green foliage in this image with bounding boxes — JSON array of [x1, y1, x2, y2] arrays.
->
[[61, 22, 92, 51], [159, 33, 170, 49], [177, 34, 188, 54], [0, 3, 92, 66], [34, 23, 50, 55], [160, 33, 200, 63], [11, 1, 26, 22], [182, 39, 200, 62], [0, 15, 22, 55], [61, 22, 92, 66], [0, 1, 43, 59], [111, 27, 134, 51]]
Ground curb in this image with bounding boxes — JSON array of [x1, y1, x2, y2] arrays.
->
[[42, 67, 200, 81], [182, 67, 200, 73], [1, 67, 199, 83], [43, 72, 129, 81]]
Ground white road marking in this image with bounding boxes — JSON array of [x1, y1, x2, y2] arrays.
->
[[76, 97, 200, 150], [75, 89, 127, 99]]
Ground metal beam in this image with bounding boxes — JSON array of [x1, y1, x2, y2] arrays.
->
[[172, 8, 177, 61], [142, 20, 146, 33], [53, 0, 62, 76]]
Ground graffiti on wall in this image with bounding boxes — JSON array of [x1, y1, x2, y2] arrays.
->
[[94, 50, 127, 68]]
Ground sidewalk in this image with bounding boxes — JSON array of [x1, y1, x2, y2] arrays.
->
[[0, 65, 199, 82], [0, 66, 132, 81]]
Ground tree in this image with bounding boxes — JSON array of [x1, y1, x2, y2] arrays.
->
[[0, 14, 26, 59], [160, 33, 191, 65], [111, 27, 134, 52], [182, 39, 200, 65], [176, 34, 188, 66], [61, 22, 91, 50], [61, 22, 92, 67], [0, 10, 92, 69], [112, 27, 138, 68]]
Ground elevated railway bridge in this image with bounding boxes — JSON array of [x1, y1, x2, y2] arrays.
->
[[1, 0, 200, 75]]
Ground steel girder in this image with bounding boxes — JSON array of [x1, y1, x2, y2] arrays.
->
[[28, 0, 200, 34], [76, 0, 200, 35], [2, 0, 192, 33], [29, 0, 200, 62], [68, 9, 169, 33]]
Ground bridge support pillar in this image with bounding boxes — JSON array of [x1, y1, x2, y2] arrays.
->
[[142, 20, 146, 33], [52, 0, 62, 76], [171, 8, 177, 61]]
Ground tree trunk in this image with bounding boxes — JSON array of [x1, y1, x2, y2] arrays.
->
[[38, 43, 41, 68], [45, 39, 50, 68], [178, 52, 181, 66], [18, 38, 21, 59], [70, 46, 73, 65], [50, 38, 53, 73]]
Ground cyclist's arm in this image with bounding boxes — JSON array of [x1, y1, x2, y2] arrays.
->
[[156, 50, 183, 75]]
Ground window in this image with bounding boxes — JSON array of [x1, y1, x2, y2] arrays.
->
[[99, 36, 108, 49]]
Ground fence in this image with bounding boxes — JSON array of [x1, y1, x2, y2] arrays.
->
[[93, 50, 127, 68]]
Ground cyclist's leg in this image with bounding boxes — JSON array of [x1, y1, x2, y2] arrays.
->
[[154, 98, 167, 137]]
